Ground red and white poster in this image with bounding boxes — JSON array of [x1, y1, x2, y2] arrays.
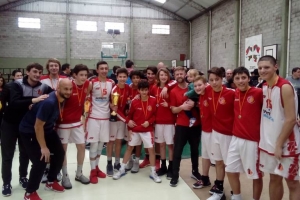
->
[[245, 34, 262, 71]]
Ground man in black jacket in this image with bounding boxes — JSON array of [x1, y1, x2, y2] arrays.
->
[[0, 63, 52, 197]]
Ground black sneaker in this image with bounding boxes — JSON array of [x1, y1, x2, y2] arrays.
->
[[19, 177, 28, 189], [106, 163, 114, 177], [114, 163, 121, 171], [169, 178, 178, 187], [156, 166, 167, 176], [209, 184, 217, 195], [191, 171, 201, 181], [193, 179, 211, 189], [2, 184, 12, 197], [166, 169, 173, 180]]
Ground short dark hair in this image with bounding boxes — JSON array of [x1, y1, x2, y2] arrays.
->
[[146, 66, 158, 75], [96, 61, 108, 69], [61, 63, 70, 71], [113, 66, 121, 73], [116, 68, 128, 77], [253, 69, 259, 76], [0, 76, 6, 88], [129, 70, 142, 79], [207, 67, 223, 78], [292, 67, 300, 74], [258, 55, 277, 66], [138, 79, 149, 90], [12, 69, 22, 77], [125, 60, 134, 68], [73, 64, 89, 75], [233, 67, 250, 79], [26, 63, 43, 72]]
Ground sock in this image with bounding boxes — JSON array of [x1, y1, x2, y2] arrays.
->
[[150, 166, 156, 173], [135, 157, 140, 162], [62, 166, 68, 177], [202, 175, 209, 183], [120, 163, 126, 171], [145, 154, 149, 160], [96, 155, 100, 165], [161, 159, 166, 168], [107, 157, 112, 164], [76, 165, 83, 177], [46, 163, 50, 169], [232, 194, 242, 200], [215, 180, 224, 192], [90, 160, 96, 170], [155, 155, 161, 160], [115, 157, 120, 164]]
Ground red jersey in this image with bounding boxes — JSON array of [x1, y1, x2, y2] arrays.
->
[[207, 85, 235, 135], [126, 96, 156, 132], [111, 84, 130, 122], [149, 81, 155, 91], [166, 80, 177, 90], [199, 87, 212, 132], [150, 85, 176, 124], [170, 84, 200, 127], [57, 80, 89, 128], [129, 84, 139, 100], [233, 87, 262, 142]]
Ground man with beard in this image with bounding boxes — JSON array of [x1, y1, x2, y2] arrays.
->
[[20, 79, 72, 200], [169, 66, 201, 187], [1, 64, 52, 197]]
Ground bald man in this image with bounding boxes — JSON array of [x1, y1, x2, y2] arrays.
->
[[157, 62, 165, 70], [19, 79, 72, 199]]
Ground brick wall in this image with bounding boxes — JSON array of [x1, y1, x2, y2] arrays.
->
[[289, 0, 300, 69]]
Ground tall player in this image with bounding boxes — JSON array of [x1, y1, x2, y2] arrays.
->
[[207, 67, 234, 200], [106, 68, 130, 176], [258, 56, 300, 200], [56, 64, 91, 189], [225, 67, 263, 200], [85, 61, 114, 184]]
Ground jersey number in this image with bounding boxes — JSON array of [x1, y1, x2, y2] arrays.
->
[[102, 89, 107, 96]]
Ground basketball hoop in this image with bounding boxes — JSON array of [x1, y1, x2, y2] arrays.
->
[[112, 54, 119, 61]]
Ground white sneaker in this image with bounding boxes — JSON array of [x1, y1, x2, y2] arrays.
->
[[57, 172, 62, 182], [125, 157, 133, 172], [149, 171, 162, 183], [207, 192, 225, 200], [113, 168, 126, 180], [131, 159, 139, 173]]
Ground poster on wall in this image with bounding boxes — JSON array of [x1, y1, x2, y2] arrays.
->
[[263, 44, 278, 59], [245, 34, 262, 71], [171, 60, 176, 68]]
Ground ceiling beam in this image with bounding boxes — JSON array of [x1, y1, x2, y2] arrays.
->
[[0, 0, 40, 11], [189, 0, 228, 21], [179, 0, 206, 11]]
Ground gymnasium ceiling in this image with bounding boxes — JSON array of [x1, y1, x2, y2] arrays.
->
[[0, 0, 225, 21]]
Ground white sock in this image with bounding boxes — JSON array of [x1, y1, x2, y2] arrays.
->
[[232, 194, 242, 200], [135, 157, 140, 162], [76, 165, 83, 177], [46, 163, 50, 169], [120, 163, 126, 171], [150, 166, 156, 173], [96, 155, 100, 166], [115, 157, 120, 164], [62, 166, 68, 177], [90, 160, 96, 170]]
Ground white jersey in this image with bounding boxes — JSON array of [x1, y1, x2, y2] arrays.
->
[[88, 78, 114, 120], [260, 77, 300, 157], [40, 75, 67, 90]]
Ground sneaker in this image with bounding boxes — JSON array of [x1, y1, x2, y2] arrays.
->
[[155, 159, 160, 171], [19, 177, 28, 189], [75, 174, 90, 185], [131, 159, 140, 173], [139, 157, 150, 168], [41, 168, 49, 183], [156, 166, 167, 176], [125, 157, 133, 172], [166, 169, 173, 180], [209, 185, 217, 195], [149, 171, 162, 183], [57, 172, 62, 182], [193, 179, 211, 189], [61, 176, 72, 190], [189, 117, 196, 127], [114, 163, 121, 171], [2, 184, 12, 197], [89, 169, 98, 184], [191, 171, 202, 181], [169, 177, 178, 187], [24, 192, 41, 200], [45, 181, 65, 192], [106, 163, 113, 177], [96, 166, 106, 178], [207, 191, 226, 200], [113, 168, 126, 180]]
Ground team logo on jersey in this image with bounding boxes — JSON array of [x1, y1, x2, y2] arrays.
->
[[203, 100, 209, 107], [278, 163, 284, 171], [147, 106, 152, 111], [37, 89, 42, 95], [95, 87, 100, 90], [247, 96, 255, 104], [263, 98, 274, 121], [218, 97, 226, 105], [247, 169, 253, 175], [288, 163, 299, 178]]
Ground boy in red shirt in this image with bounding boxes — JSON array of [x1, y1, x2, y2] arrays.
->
[[225, 67, 263, 200], [113, 80, 161, 183]]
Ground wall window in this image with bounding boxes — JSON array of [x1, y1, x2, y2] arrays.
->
[[18, 17, 40, 29], [105, 22, 124, 32], [76, 21, 97, 32], [152, 24, 170, 34]]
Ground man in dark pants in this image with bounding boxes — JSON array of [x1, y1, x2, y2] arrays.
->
[[1, 65, 52, 197], [20, 79, 72, 200], [169, 66, 201, 187]]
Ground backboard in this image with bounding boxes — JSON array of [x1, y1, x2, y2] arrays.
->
[[101, 42, 127, 58]]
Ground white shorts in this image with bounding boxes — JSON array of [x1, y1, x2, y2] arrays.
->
[[201, 131, 214, 161], [86, 118, 110, 143], [260, 151, 299, 180], [57, 125, 85, 144], [211, 130, 232, 163], [128, 131, 154, 148], [109, 121, 125, 141], [225, 136, 262, 179], [155, 124, 175, 144]]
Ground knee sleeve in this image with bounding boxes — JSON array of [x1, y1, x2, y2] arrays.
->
[[97, 142, 104, 155], [89, 142, 98, 158]]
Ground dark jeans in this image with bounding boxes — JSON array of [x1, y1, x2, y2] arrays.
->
[[172, 125, 201, 179], [20, 130, 65, 193], [1, 120, 29, 185]]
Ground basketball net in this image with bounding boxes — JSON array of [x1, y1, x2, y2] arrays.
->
[[112, 54, 119, 62]]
